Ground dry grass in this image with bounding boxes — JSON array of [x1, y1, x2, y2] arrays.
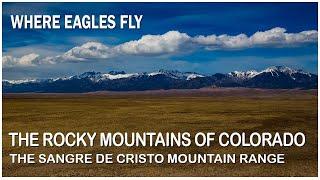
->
[[2, 88, 318, 176]]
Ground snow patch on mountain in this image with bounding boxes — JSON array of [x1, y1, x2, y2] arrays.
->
[[3, 66, 313, 85], [229, 70, 258, 79], [186, 73, 205, 80], [147, 70, 204, 80], [4, 79, 39, 84], [229, 66, 312, 80], [101, 73, 139, 80]]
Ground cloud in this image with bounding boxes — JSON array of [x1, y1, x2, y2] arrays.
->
[[194, 27, 318, 49], [193, 33, 251, 49], [3, 27, 317, 67], [2, 53, 57, 67], [113, 31, 191, 55], [55, 31, 191, 63], [3, 53, 41, 67], [254, 28, 317, 45], [59, 42, 113, 61]]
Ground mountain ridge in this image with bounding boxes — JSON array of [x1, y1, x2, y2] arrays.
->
[[3, 66, 317, 93]]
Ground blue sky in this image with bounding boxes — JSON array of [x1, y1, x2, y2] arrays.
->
[[2, 3, 318, 80]]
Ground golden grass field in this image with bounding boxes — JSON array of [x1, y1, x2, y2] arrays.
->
[[2, 88, 318, 176]]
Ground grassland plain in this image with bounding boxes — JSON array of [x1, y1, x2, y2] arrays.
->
[[2, 88, 318, 176]]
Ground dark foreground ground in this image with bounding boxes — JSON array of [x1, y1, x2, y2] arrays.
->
[[2, 88, 318, 176]]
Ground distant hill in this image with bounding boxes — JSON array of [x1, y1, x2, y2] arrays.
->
[[3, 66, 317, 93]]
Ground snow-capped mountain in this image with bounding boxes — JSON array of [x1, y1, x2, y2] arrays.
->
[[48, 70, 205, 82], [147, 70, 204, 80], [74, 71, 140, 81], [229, 70, 259, 80], [3, 66, 317, 93], [229, 66, 312, 80]]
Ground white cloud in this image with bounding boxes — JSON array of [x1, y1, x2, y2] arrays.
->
[[193, 33, 251, 49], [55, 31, 191, 62], [195, 27, 318, 49], [59, 42, 113, 61], [285, 30, 318, 44], [250, 28, 317, 46], [3, 55, 17, 67], [2, 53, 57, 67], [250, 27, 287, 45], [3, 27, 317, 67], [113, 31, 191, 55], [3, 53, 41, 67]]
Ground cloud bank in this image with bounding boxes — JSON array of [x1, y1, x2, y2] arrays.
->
[[193, 27, 317, 50], [3, 27, 317, 67]]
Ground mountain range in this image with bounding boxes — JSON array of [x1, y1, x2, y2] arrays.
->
[[3, 66, 317, 93]]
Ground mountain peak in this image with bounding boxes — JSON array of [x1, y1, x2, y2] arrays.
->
[[158, 69, 180, 74], [264, 66, 294, 73], [229, 70, 258, 79], [228, 66, 310, 79], [3, 66, 317, 93], [108, 71, 126, 75], [151, 69, 204, 80], [261, 66, 312, 77], [79, 71, 100, 77]]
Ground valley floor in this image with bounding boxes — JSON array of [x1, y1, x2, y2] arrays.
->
[[2, 88, 318, 176]]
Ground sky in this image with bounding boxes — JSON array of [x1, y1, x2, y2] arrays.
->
[[2, 2, 318, 80]]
